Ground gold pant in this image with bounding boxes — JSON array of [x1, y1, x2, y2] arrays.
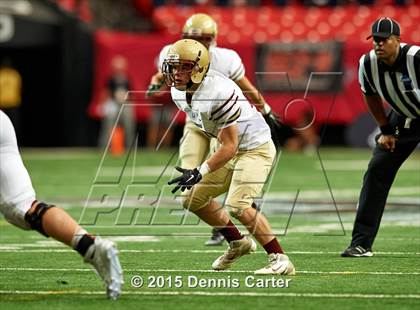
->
[[182, 140, 276, 216]]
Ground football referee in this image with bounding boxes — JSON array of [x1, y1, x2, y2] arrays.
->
[[342, 18, 420, 257]]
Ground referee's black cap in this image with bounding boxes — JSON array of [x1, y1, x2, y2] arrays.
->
[[366, 17, 400, 40]]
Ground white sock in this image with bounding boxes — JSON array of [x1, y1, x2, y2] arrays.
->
[[70, 228, 88, 250]]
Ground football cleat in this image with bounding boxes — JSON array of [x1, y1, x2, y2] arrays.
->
[[341, 245, 373, 257], [204, 228, 225, 246], [84, 237, 123, 300], [254, 253, 295, 275], [212, 236, 256, 270]]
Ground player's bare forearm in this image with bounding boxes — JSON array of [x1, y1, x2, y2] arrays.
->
[[236, 77, 283, 133], [364, 94, 397, 151], [364, 94, 389, 126], [146, 72, 167, 97], [235, 77, 268, 112], [150, 72, 164, 85], [206, 125, 238, 172], [207, 143, 236, 171]]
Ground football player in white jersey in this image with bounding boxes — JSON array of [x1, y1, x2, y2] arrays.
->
[[147, 13, 282, 245], [164, 39, 295, 275], [0, 111, 123, 299]]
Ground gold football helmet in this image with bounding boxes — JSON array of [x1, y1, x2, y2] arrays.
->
[[182, 13, 217, 48], [162, 39, 210, 90]]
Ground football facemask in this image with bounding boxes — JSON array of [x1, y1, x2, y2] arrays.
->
[[162, 59, 196, 89], [162, 39, 210, 89]]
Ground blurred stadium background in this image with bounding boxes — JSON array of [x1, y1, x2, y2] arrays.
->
[[0, 0, 418, 148], [0, 1, 419, 307]]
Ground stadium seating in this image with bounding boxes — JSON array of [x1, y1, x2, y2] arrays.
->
[[153, 5, 419, 44], [53, 1, 418, 126]]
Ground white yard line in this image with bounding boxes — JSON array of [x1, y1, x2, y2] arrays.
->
[[77, 189, 420, 209], [266, 188, 420, 200], [95, 166, 173, 177], [0, 248, 418, 255], [317, 159, 419, 171], [0, 267, 419, 276], [0, 290, 419, 299], [94, 159, 419, 176]]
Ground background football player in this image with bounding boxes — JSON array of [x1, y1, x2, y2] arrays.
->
[[0, 110, 123, 299], [164, 39, 295, 275], [147, 13, 282, 246]]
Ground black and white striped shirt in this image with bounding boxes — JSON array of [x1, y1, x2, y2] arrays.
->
[[358, 43, 420, 119]]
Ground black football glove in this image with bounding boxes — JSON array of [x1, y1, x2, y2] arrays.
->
[[263, 110, 283, 131], [168, 166, 202, 194], [145, 83, 163, 98], [263, 109, 283, 147]]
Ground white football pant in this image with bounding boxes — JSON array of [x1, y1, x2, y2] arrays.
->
[[0, 110, 35, 229]]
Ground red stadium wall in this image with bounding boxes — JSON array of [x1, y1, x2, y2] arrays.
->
[[89, 31, 256, 124], [88, 31, 377, 126], [88, 5, 419, 126]]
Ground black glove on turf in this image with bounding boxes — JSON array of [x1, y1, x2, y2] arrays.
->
[[168, 166, 202, 194]]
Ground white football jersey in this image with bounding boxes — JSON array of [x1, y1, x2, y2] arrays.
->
[[171, 70, 271, 150], [158, 45, 245, 81]]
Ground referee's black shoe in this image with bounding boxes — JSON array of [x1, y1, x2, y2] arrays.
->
[[341, 245, 373, 257]]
